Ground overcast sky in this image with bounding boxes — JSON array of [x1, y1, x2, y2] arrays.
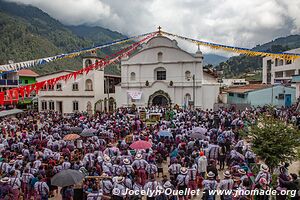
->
[[7, 0, 300, 55]]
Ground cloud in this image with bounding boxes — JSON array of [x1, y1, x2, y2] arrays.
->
[[5, 0, 300, 54]]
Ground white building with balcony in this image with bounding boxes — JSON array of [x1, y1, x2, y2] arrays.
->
[[262, 48, 300, 84], [115, 35, 220, 109], [36, 52, 121, 114]]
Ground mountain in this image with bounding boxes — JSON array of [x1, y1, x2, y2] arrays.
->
[[216, 35, 300, 79], [253, 35, 300, 52], [203, 54, 228, 65], [0, 0, 126, 75]]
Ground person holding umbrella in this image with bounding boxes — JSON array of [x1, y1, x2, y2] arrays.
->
[[61, 185, 74, 200]]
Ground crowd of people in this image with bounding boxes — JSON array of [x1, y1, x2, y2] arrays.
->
[[0, 105, 299, 200]]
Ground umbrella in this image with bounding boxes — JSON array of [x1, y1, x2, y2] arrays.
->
[[158, 130, 173, 137], [188, 132, 207, 140], [192, 127, 207, 134], [69, 127, 83, 133], [51, 169, 84, 187], [63, 134, 80, 141], [80, 129, 97, 137], [130, 140, 152, 150]]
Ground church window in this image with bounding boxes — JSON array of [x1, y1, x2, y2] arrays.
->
[[49, 101, 55, 110], [73, 101, 79, 111], [185, 71, 191, 81], [130, 72, 136, 81], [56, 83, 62, 91], [158, 52, 163, 62], [85, 79, 93, 91], [155, 67, 166, 80], [41, 101, 47, 110], [72, 83, 79, 91], [85, 59, 92, 67]]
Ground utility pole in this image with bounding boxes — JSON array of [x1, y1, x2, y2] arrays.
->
[[106, 77, 110, 112], [193, 74, 195, 109]]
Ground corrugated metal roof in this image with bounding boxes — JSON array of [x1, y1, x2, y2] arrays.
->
[[225, 84, 272, 94], [0, 109, 24, 117]]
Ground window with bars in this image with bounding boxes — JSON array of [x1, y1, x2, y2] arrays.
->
[[48, 85, 54, 91], [73, 101, 79, 111], [41, 101, 47, 110], [56, 83, 62, 91], [157, 70, 166, 80], [49, 101, 55, 110], [72, 83, 79, 91]]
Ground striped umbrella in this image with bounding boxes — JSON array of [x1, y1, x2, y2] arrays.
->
[[63, 134, 80, 141]]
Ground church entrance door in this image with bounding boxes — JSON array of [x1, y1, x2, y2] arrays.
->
[[152, 95, 168, 106], [148, 90, 171, 107]]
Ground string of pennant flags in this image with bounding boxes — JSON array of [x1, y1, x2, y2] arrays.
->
[[2, 29, 300, 78], [0, 31, 156, 76], [0, 32, 158, 105], [161, 31, 300, 61]]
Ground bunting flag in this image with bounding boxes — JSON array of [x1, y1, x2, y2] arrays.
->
[[0, 31, 156, 76], [0, 32, 158, 106], [161, 31, 300, 61]]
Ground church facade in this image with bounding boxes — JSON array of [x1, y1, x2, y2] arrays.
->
[[115, 35, 220, 109]]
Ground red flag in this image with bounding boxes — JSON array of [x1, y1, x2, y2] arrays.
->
[[0, 92, 4, 105], [35, 81, 46, 94], [6, 90, 13, 104], [19, 87, 25, 100]]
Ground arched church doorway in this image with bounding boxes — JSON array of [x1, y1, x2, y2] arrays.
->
[[152, 95, 168, 106], [148, 90, 171, 107]]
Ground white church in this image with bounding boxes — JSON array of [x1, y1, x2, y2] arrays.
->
[[36, 35, 220, 114], [115, 35, 220, 109]]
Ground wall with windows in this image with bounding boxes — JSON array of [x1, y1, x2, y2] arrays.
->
[[19, 76, 36, 85], [262, 48, 300, 84], [227, 85, 296, 107], [38, 97, 97, 113]]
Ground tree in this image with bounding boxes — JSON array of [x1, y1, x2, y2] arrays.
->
[[248, 115, 300, 171]]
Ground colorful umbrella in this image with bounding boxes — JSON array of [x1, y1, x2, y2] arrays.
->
[[63, 134, 80, 141], [158, 130, 173, 137], [130, 140, 152, 150]]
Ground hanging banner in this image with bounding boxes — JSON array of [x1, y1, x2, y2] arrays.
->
[[127, 91, 143, 100]]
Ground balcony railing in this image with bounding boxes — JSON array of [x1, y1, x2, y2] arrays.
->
[[0, 79, 19, 86]]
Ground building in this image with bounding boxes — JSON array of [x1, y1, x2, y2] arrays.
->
[[221, 79, 249, 87], [18, 69, 39, 85], [225, 84, 295, 107], [115, 35, 220, 109], [0, 69, 38, 110], [262, 48, 300, 84], [36, 52, 121, 114], [0, 72, 19, 93], [292, 75, 300, 100]]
